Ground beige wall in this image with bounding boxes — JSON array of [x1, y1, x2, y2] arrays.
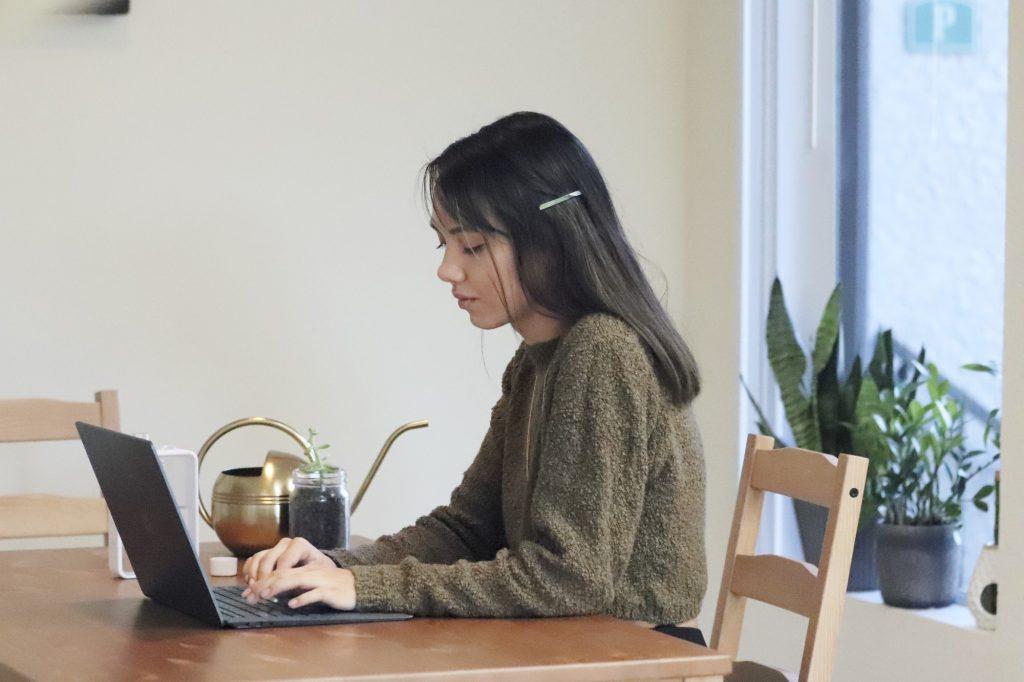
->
[[679, 0, 743, 636], [0, 0, 694, 548]]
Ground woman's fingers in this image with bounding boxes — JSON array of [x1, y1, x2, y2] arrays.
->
[[246, 549, 271, 581], [241, 538, 330, 584], [244, 566, 355, 611], [242, 548, 272, 581], [248, 567, 318, 602], [241, 539, 323, 598], [256, 538, 293, 580], [287, 587, 324, 609], [240, 538, 336, 600], [276, 539, 313, 572]]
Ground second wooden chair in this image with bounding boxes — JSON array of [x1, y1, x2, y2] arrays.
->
[[0, 390, 120, 544], [711, 433, 868, 682]]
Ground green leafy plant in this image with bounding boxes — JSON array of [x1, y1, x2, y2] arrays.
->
[[963, 362, 1001, 543], [869, 361, 999, 527], [299, 427, 339, 476], [741, 277, 888, 526]]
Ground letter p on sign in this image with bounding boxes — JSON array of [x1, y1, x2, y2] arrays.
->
[[905, 0, 975, 55]]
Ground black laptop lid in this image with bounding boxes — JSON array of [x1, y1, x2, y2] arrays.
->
[[76, 422, 222, 626]]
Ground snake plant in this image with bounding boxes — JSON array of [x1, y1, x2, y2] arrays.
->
[[742, 277, 890, 526]]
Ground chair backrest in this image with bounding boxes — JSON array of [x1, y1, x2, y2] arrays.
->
[[0, 390, 120, 540], [710, 434, 867, 681]]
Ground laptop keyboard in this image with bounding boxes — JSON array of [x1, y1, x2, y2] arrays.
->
[[213, 584, 336, 620]]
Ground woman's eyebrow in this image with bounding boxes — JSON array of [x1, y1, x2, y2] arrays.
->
[[430, 222, 465, 236]]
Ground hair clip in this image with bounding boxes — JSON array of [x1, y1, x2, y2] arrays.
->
[[538, 190, 582, 211]]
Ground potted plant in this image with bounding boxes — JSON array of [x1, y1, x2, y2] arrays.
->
[[743, 278, 889, 590], [289, 428, 351, 550], [868, 361, 999, 608]]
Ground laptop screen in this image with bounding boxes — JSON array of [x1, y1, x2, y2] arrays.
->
[[76, 422, 221, 626]]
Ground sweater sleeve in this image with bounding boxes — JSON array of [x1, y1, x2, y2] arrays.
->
[[345, 336, 652, 617], [322, 348, 521, 568]]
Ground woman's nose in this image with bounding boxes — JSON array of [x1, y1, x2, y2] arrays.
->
[[437, 256, 465, 284]]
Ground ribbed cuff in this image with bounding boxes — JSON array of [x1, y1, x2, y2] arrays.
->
[[321, 547, 357, 568], [348, 563, 403, 613]]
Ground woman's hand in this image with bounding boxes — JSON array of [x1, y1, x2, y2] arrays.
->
[[241, 537, 336, 582], [243, 564, 357, 610]]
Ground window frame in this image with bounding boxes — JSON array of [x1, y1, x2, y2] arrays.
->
[[741, 0, 839, 558]]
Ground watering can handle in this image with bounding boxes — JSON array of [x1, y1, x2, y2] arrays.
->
[[196, 417, 311, 528]]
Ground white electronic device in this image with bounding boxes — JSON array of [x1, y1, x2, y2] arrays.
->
[[108, 439, 198, 579]]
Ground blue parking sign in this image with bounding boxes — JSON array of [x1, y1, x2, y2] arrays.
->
[[906, 1, 975, 54]]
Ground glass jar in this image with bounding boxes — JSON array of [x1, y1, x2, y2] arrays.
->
[[288, 469, 350, 550]]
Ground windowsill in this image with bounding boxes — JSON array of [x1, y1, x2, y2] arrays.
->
[[847, 590, 988, 632]]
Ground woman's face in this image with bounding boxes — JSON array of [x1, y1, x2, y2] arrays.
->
[[432, 202, 528, 330]]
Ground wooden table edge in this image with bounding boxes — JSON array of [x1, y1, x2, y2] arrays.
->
[[243, 647, 732, 681]]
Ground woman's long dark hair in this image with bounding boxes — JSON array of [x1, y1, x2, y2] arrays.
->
[[420, 111, 700, 406]]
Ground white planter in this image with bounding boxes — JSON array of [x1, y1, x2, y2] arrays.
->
[[967, 544, 998, 630]]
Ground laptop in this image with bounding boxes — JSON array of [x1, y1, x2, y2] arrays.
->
[[75, 421, 413, 629]]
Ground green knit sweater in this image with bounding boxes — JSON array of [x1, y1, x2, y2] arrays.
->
[[323, 312, 707, 622]]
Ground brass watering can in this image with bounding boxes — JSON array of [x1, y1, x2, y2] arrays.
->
[[197, 416, 427, 557]]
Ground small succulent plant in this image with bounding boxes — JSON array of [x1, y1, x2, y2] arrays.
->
[[299, 427, 339, 476]]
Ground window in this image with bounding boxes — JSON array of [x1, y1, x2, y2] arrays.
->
[[743, 0, 1007, 598], [839, 0, 1008, 593]]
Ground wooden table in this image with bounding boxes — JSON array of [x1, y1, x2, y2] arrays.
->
[[0, 540, 731, 681]]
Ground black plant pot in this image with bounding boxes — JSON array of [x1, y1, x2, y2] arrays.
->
[[793, 499, 879, 591], [877, 523, 961, 608]]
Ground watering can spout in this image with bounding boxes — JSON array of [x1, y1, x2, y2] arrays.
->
[[351, 419, 429, 514]]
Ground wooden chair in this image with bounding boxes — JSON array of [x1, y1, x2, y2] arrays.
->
[[0, 390, 120, 543], [710, 434, 867, 682]]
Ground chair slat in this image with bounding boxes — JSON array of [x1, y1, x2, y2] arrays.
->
[[1, 391, 117, 542], [750, 447, 838, 508], [802, 454, 867, 680], [0, 494, 107, 538], [730, 554, 820, 618], [0, 399, 103, 443], [710, 433, 775, 655]]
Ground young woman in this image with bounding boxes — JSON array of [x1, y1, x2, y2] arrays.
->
[[242, 111, 708, 644]]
